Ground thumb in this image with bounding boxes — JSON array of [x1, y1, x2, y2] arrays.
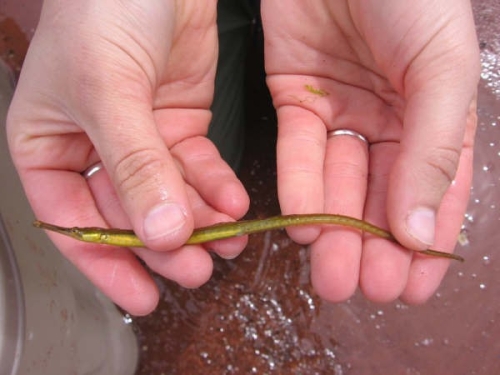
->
[[384, 0, 480, 251], [90, 106, 194, 251], [387, 83, 477, 250]]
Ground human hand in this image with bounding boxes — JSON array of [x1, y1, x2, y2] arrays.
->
[[7, 0, 249, 315], [261, 0, 479, 303]]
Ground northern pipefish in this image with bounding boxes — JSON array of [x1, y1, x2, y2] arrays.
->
[[33, 214, 463, 262]]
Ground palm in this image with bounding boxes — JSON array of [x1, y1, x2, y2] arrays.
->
[[262, 0, 477, 303]]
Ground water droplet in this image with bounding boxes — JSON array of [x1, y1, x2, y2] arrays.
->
[[395, 303, 409, 310], [483, 255, 491, 265], [464, 212, 474, 222], [122, 314, 133, 324], [420, 338, 434, 346], [334, 364, 344, 375]]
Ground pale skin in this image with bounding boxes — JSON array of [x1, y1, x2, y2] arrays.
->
[[7, 0, 479, 315], [262, 0, 479, 304], [8, 1, 250, 315]]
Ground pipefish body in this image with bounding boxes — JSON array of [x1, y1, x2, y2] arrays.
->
[[33, 214, 464, 262]]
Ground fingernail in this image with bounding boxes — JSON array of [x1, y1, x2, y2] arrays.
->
[[144, 203, 187, 241], [406, 207, 436, 246]]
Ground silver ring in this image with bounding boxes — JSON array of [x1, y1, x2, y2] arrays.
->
[[82, 161, 104, 179], [327, 129, 368, 144]]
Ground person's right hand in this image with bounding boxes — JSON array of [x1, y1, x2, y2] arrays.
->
[[261, 0, 479, 305], [7, 0, 249, 315]]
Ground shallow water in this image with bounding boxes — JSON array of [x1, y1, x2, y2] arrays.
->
[[2, 1, 500, 374]]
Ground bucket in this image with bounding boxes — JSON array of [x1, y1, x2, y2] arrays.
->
[[0, 61, 138, 375]]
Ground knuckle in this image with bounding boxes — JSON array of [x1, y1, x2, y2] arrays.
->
[[114, 148, 168, 195], [424, 145, 461, 186]]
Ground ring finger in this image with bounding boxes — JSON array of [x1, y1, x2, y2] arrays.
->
[[310, 130, 369, 301]]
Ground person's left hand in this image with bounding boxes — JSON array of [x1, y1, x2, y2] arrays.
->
[[261, 0, 479, 304]]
